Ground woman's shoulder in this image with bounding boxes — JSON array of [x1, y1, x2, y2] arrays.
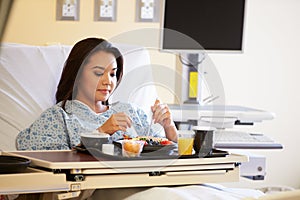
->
[[38, 102, 65, 116], [40, 101, 80, 117]]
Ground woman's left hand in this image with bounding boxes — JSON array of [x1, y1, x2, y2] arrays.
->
[[151, 99, 173, 129]]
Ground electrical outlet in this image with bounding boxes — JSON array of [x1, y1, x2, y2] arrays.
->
[[56, 0, 79, 21], [100, 0, 113, 18], [140, 0, 154, 19], [62, 0, 77, 17], [95, 0, 116, 21], [136, 0, 159, 22]]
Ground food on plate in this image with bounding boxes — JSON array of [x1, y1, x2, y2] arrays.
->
[[132, 136, 173, 146], [118, 136, 176, 156]]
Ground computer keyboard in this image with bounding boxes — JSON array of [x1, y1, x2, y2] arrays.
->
[[214, 130, 283, 149]]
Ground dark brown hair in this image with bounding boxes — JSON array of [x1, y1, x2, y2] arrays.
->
[[55, 38, 123, 109]]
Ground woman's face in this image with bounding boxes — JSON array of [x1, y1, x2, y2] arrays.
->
[[75, 51, 118, 105]]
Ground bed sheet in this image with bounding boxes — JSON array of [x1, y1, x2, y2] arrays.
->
[[122, 184, 265, 200], [122, 185, 300, 200]]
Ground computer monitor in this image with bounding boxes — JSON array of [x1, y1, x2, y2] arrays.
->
[[160, 0, 246, 53]]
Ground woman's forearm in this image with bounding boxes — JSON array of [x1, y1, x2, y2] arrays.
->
[[164, 123, 178, 142]]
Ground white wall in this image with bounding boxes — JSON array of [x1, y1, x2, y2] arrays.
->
[[209, 0, 300, 189]]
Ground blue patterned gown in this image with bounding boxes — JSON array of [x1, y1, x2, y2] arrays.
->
[[16, 100, 157, 150]]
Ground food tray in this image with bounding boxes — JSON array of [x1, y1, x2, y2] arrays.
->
[[74, 143, 228, 161]]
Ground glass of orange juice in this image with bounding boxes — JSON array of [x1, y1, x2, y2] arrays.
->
[[178, 130, 195, 155]]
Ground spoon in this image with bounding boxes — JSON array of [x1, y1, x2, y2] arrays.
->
[[146, 98, 160, 136]]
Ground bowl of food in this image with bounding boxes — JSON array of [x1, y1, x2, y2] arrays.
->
[[122, 140, 145, 157], [80, 131, 112, 151]]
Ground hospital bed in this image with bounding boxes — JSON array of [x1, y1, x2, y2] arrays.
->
[[0, 43, 299, 200]]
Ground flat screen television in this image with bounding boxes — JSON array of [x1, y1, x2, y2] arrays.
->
[[160, 0, 246, 53]]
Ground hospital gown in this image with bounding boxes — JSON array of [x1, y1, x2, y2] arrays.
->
[[16, 100, 156, 150]]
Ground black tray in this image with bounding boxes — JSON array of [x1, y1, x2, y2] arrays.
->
[[0, 155, 31, 174], [74, 144, 228, 160]]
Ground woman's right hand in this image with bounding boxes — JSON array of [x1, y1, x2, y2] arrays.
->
[[97, 112, 132, 135]]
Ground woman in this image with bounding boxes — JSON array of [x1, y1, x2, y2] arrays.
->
[[16, 37, 177, 151]]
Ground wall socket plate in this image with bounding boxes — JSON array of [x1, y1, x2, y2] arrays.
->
[[94, 0, 117, 21], [56, 0, 80, 21], [136, 0, 160, 22]]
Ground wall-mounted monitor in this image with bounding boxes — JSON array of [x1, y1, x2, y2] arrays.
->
[[160, 0, 246, 53]]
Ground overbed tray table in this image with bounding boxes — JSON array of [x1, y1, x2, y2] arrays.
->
[[0, 150, 248, 195]]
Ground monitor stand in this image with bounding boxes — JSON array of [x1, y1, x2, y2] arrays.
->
[[180, 52, 205, 104]]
